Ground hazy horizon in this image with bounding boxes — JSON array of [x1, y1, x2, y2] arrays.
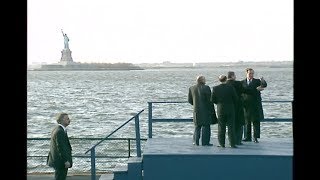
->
[[28, 0, 293, 65]]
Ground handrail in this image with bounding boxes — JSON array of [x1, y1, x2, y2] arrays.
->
[[84, 109, 144, 180], [148, 100, 292, 103], [85, 109, 144, 154], [27, 137, 147, 159], [148, 100, 292, 138], [28, 137, 145, 140]]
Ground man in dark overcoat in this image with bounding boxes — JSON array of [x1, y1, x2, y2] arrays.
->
[[226, 71, 246, 145], [211, 75, 238, 148], [188, 75, 215, 146], [241, 68, 267, 143]]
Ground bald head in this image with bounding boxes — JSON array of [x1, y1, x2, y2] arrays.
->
[[218, 75, 227, 83]]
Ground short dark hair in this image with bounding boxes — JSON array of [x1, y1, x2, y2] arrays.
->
[[246, 68, 253, 72]]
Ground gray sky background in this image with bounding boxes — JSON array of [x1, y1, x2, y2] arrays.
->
[[27, 0, 293, 65]]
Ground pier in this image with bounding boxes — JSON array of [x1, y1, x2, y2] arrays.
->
[[27, 100, 293, 180]]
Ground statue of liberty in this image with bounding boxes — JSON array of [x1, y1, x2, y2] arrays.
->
[[61, 29, 70, 49]]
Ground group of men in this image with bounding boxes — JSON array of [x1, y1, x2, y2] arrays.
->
[[188, 68, 267, 148]]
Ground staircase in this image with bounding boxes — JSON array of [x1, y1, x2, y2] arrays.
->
[[100, 137, 293, 180], [99, 157, 142, 180]]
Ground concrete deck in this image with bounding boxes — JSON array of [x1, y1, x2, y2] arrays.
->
[[142, 137, 293, 180], [143, 137, 293, 155], [27, 137, 293, 180]]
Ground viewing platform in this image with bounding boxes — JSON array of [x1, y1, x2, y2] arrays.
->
[[27, 136, 293, 180], [141, 137, 293, 180]]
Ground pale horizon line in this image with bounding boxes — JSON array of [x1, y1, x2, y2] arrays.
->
[[28, 60, 293, 66]]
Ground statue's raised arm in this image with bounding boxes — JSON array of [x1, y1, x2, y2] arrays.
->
[[61, 29, 70, 49]]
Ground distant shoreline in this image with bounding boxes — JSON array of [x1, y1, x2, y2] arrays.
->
[[136, 61, 293, 69], [27, 61, 293, 71], [28, 62, 144, 71], [28, 68, 144, 71]]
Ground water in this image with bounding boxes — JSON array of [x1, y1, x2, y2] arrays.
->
[[27, 66, 293, 173]]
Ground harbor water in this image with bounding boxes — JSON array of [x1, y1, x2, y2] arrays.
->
[[27, 66, 293, 174]]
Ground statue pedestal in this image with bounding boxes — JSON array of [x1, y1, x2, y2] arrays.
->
[[60, 49, 74, 64]]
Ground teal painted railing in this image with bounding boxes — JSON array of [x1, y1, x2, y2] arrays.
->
[[27, 137, 148, 176], [84, 109, 144, 180], [27, 137, 147, 159], [148, 100, 292, 138]]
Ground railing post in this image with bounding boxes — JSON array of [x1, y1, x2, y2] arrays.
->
[[90, 148, 96, 180], [148, 102, 153, 138], [128, 139, 131, 157], [135, 115, 142, 157]]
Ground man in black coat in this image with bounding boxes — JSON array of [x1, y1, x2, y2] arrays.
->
[[226, 71, 246, 145], [211, 75, 238, 148], [188, 75, 215, 146], [47, 113, 73, 180], [241, 68, 267, 143]]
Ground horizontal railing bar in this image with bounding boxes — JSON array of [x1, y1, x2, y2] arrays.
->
[[262, 100, 292, 103], [152, 118, 292, 122], [27, 155, 131, 158], [27, 137, 148, 141], [152, 118, 192, 122], [262, 118, 292, 122], [149, 101, 188, 103], [149, 100, 292, 104]]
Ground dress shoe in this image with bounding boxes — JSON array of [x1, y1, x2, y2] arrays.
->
[[242, 138, 252, 142], [203, 143, 213, 146], [217, 144, 225, 148], [254, 138, 259, 143], [193, 142, 199, 146]]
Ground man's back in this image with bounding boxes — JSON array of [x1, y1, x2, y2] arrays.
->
[[188, 84, 211, 112], [211, 83, 238, 115]]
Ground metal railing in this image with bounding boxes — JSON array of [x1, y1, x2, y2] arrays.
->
[[27, 137, 148, 175], [27, 137, 147, 158], [84, 109, 144, 180], [147, 100, 292, 138], [27, 100, 292, 177]]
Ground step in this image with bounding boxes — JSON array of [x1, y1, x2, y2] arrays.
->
[[113, 164, 128, 180], [127, 157, 143, 180], [99, 173, 114, 180]]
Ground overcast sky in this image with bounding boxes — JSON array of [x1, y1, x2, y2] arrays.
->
[[27, 0, 293, 65]]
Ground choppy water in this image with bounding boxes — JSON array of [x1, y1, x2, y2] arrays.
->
[[27, 66, 293, 173]]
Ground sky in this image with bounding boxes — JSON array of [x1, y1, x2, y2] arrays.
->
[[27, 0, 293, 65]]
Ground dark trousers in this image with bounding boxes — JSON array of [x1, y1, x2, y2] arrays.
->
[[244, 120, 260, 139], [235, 125, 243, 145], [217, 114, 236, 146], [193, 125, 211, 145], [54, 167, 68, 180]]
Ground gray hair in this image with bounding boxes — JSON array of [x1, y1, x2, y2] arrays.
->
[[56, 112, 68, 124], [196, 75, 206, 84]]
